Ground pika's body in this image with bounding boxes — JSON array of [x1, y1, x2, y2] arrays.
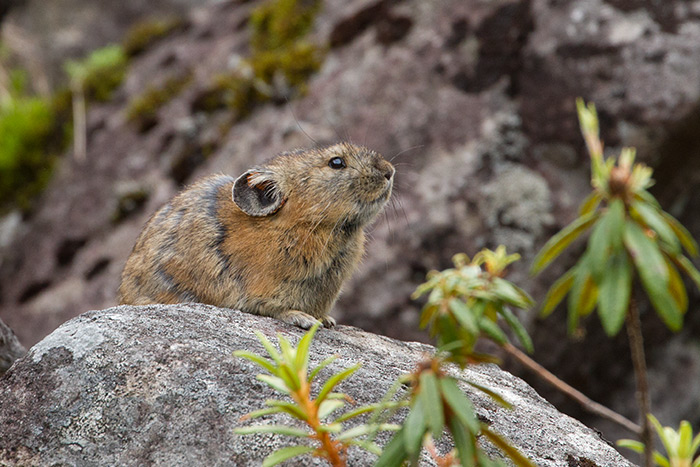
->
[[119, 143, 394, 328]]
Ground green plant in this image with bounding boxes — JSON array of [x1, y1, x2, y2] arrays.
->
[[65, 45, 128, 102], [412, 247, 534, 365], [194, 0, 324, 117], [532, 99, 700, 467], [123, 16, 184, 57], [0, 94, 56, 213], [372, 247, 534, 466], [234, 323, 400, 467], [619, 415, 700, 467], [126, 72, 192, 132]]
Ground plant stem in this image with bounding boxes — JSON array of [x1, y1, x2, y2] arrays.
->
[[503, 342, 641, 435], [625, 298, 653, 467]]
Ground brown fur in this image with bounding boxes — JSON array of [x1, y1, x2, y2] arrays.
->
[[118, 143, 394, 328]]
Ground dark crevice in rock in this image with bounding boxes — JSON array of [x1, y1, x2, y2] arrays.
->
[[85, 257, 111, 280], [444, 18, 469, 49], [451, 0, 534, 96], [555, 43, 621, 59], [18, 280, 52, 304], [329, 0, 410, 48], [56, 238, 88, 267]]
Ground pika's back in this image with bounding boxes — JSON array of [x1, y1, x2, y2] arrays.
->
[[119, 143, 395, 328]]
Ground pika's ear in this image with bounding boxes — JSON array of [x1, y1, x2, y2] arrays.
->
[[232, 169, 286, 216]]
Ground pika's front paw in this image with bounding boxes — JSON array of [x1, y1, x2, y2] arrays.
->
[[278, 310, 321, 329], [322, 316, 336, 328]]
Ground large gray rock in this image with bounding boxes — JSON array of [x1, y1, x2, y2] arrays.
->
[[0, 317, 25, 374], [0, 304, 631, 466]]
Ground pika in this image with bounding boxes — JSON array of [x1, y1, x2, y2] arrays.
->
[[118, 143, 394, 329]]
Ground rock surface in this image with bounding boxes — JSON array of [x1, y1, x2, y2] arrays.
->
[[1, 0, 700, 447], [0, 317, 25, 374], [0, 304, 632, 466]]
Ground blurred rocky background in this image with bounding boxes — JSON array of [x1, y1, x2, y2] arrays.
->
[[1, 0, 699, 455]]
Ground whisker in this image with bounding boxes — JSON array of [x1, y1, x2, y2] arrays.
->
[[390, 144, 425, 162], [285, 97, 317, 146]]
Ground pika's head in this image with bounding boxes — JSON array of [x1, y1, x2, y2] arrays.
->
[[233, 143, 394, 229]]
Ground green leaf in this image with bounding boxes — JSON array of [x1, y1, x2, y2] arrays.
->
[[672, 255, 700, 291], [346, 439, 383, 456], [449, 416, 476, 467], [567, 262, 598, 319], [579, 191, 602, 216], [233, 350, 277, 374], [277, 336, 296, 367], [243, 406, 283, 419], [597, 252, 632, 336], [500, 307, 534, 353], [492, 277, 535, 309], [540, 267, 575, 318], [532, 211, 600, 274], [624, 221, 682, 331], [632, 201, 681, 255], [440, 377, 479, 433], [294, 323, 319, 373], [255, 331, 282, 364], [257, 374, 290, 394], [374, 429, 408, 467], [419, 372, 445, 439], [661, 210, 699, 256], [317, 399, 345, 419], [266, 400, 307, 420], [617, 439, 645, 454], [449, 298, 479, 335], [308, 355, 338, 382], [419, 303, 440, 329], [403, 396, 427, 457], [337, 423, 400, 441], [666, 256, 688, 313], [464, 380, 510, 408], [262, 445, 314, 467], [316, 364, 360, 404], [480, 425, 535, 467], [587, 212, 612, 283], [234, 424, 309, 438], [479, 317, 508, 346]]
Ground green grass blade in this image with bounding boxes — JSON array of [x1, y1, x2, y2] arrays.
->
[[540, 267, 575, 318], [531, 211, 600, 274], [262, 445, 314, 467], [597, 252, 632, 336]]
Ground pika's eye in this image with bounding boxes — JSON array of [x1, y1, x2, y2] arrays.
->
[[328, 157, 346, 169]]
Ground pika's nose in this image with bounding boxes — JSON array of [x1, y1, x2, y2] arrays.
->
[[374, 157, 395, 181], [383, 166, 394, 181]]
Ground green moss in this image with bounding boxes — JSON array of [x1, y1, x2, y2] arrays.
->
[[126, 72, 193, 132], [123, 16, 185, 57], [0, 97, 57, 213], [249, 0, 321, 52], [194, 0, 324, 118], [65, 45, 128, 102]]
